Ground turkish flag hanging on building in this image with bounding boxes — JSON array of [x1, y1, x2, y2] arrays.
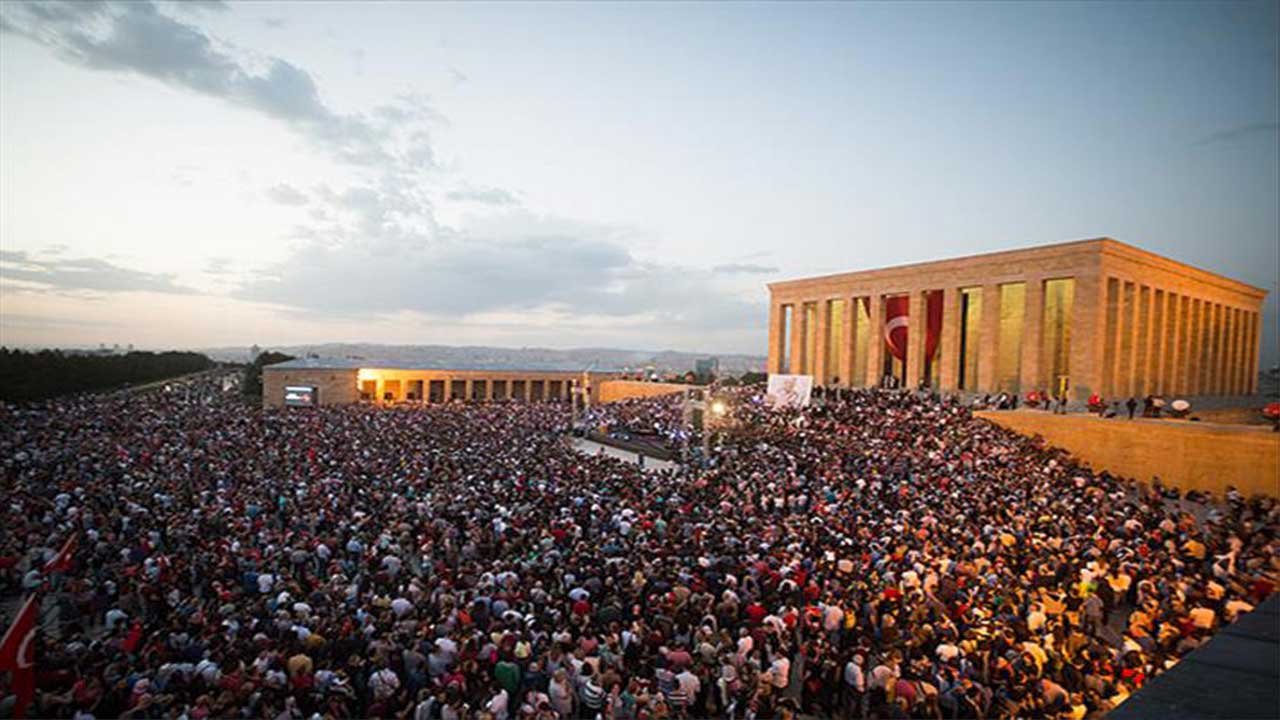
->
[[924, 290, 944, 363], [884, 296, 909, 361], [0, 593, 40, 718]]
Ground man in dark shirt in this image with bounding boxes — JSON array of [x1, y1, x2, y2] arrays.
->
[[1126, 397, 1138, 419]]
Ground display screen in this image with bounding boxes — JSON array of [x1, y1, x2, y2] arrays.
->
[[283, 385, 318, 407]]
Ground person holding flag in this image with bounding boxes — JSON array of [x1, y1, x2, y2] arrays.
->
[[43, 533, 77, 576], [0, 593, 40, 719]]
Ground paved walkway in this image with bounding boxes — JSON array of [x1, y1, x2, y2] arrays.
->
[[568, 437, 679, 472]]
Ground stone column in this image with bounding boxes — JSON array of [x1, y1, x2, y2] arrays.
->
[[839, 297, 855, 387], [1234, 308, 1247, 394], [1211, 303, 1222, 394], [1108, 282, 1126, 398], [864, 294, 884, 388], [1223, 307, 1236, 395], [1183, 300, 1196, 396], [1019, 277, 1044, 395], [1125, 282, 1141, 399], [905, 291, 925, 389], [814, 300, 830, 384], [767, 301, 785, 375], [976, 283, 1001, 393], [1247, 312, 1260, 394], [1200, 301, 1213, 395], [1214, 307, 1226, 396], [1152, 290, 1167, 396], [1195, 300, 1210, 395], [1167, 294, 1182, 396], [1236, 313, 1246, 394], [1183, 296, 1198, 397], [1069, 273, 1104, 404], [1141, 286, 1157, 397], [1223, 302, 1233, 392], [1205, 303, 1218, 395], [1217, 304, 1230, 395], [789, 304, 806, 375], [938, 287, 961, 392]]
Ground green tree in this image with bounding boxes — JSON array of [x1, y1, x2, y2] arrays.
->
[[0, 348, 214, 402], [242, 351, 296, 397]]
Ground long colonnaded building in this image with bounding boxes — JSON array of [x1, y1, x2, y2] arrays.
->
[[262, 356, 619, 408], [767, 238, 1267, 403]]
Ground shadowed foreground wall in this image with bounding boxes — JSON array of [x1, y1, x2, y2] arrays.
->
[[597, 380, 690, 404], [977, 411, 1279, 497]]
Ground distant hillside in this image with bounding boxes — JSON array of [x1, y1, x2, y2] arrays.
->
[[202, 343, 766, 375]]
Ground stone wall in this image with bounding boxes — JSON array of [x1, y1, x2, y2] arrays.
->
[[263, 368, 359, 408], [977, 410, 1279, 497], [597, 380, 691, 404]]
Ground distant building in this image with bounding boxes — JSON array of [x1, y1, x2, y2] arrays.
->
[[767, 238, 1266, 401], [261, 356, 620, 408]]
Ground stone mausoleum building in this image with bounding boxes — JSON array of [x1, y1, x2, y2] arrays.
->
[[767, 238, 1266, 403], [262, 356, 618, 408]]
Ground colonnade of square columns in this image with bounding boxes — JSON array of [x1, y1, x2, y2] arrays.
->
[[769, 280, 1070, 397], [362, 373, 579, 403], [1100, 279, 1262, 399], [769, 270, 1263, 401]]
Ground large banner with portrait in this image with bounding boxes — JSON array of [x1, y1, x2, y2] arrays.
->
[[766, 374, 813, 409]]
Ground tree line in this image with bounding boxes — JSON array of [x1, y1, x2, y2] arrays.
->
[[0, 348, 215, 402]]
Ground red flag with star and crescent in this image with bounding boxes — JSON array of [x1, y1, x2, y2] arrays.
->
[[0, 593, 40, 718], [884, 296, 910, 361]]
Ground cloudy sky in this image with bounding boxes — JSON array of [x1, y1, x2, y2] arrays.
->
[[1, 1, 1276, 360]]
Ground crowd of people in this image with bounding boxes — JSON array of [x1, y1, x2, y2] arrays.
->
[[577, 395, 688, 450], [1, 373, 1276, 720]]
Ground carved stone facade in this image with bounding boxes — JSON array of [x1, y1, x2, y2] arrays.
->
[[767, 238, 1266, 402]]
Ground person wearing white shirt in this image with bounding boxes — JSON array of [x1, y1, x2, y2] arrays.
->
[[486, 687, 509, 720], [844, 653, 867, 718], [769, 656, 790, 690], [676, 668, 701, 706]]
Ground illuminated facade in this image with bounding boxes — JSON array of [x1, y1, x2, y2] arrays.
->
[[767, 238, 1267, 402], [262, 357, 617, 408]]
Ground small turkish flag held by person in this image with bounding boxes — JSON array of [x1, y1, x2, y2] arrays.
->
[[43, 534, 77, 574], [0, 593, 40, 718]]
